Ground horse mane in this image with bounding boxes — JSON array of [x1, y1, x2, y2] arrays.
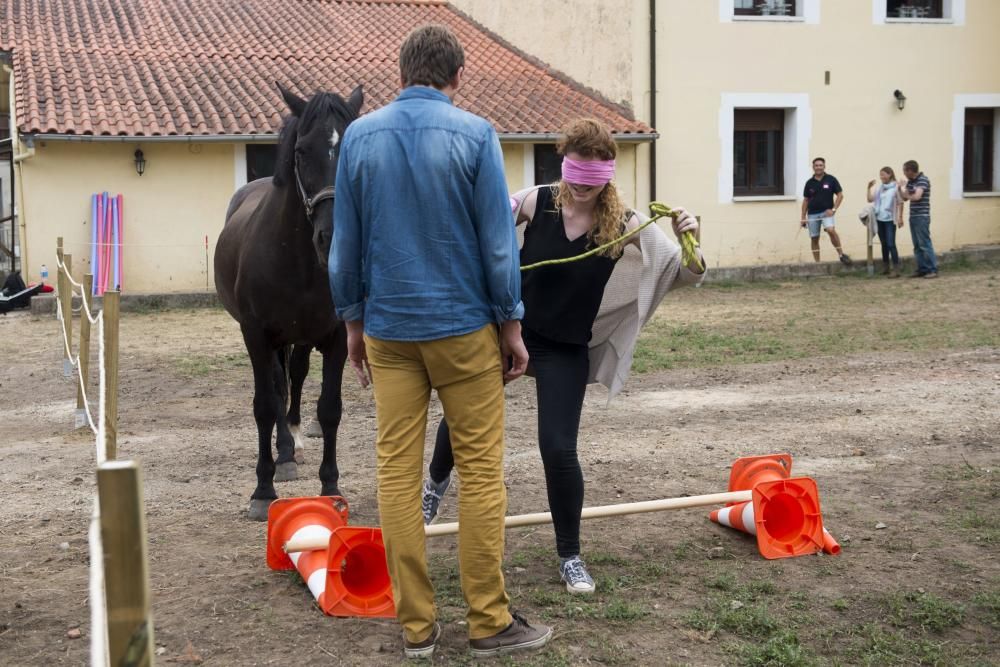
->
[[272, 91, 360, 189]]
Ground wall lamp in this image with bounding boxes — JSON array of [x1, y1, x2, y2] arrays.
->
[[893, 89, 906, 111], [134, 148, 146, 176]]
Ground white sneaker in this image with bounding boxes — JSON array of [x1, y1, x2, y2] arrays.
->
[[421, 475, 451, 525], [559, 556, 596, 595]]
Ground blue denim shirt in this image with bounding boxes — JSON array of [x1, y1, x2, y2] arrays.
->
[[330, 86, 524, 341]]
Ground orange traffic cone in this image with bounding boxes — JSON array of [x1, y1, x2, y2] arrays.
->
[[266, 497, 395, 618], [709, 454, 828, 559]]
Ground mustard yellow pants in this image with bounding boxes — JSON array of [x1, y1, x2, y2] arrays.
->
[[365, 325, 512, 642]]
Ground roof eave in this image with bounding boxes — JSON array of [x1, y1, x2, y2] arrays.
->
[[26, 132, 280, 143], [499, 132, 658, 143]]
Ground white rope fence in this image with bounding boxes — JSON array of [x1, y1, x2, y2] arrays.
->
[[54, 239, 151, 667], [54, 255, 102, 438]]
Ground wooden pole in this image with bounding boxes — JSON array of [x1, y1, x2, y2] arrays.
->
[[284, 489, 755, 553], [866, 221, 874, 276], [60, 253, 74, 377], [102, 290, 120, 461], [75, 274, 94, 429], [97, 460, 154, 667]]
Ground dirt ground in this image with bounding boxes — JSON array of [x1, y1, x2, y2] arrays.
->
[[1, 269, 998, 666]]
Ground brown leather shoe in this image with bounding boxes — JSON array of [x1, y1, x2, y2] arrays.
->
[[469, 611, 552, 658], [404, 622, 441, 660]]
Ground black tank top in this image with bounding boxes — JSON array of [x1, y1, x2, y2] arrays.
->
[[520, 187, 625, 345]]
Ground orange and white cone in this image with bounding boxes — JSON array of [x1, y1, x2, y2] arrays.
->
[[267, 497, 395, 618], [708, 476, 826, 559]]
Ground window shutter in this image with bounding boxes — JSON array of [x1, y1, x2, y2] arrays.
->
[[965, 108, 994, 127], [735, 109, 784, 131]]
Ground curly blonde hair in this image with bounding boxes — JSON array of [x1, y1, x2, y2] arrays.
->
[[551, 118, 628, 258]]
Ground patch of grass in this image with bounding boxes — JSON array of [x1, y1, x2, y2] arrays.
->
[[173, 352, 249, 376], [959, 511, 1000, 544], [631, 266, 1000, 372], [831, 598, 849, 612], [883, 591, 965, 633], [633, 323, 795, 372], [602, 598, 648, 622], [508, 544, 550, 569], [685, 599, 780, 640], [730, 630, 812, 667], [705, 573, 776, 601], [850, 623, 957, 666], [972, 590, 1000, 627]]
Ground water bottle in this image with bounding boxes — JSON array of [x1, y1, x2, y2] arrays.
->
[[40, 264, 49, 283]]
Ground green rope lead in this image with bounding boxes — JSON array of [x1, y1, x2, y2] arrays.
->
[[650, 202, 704, 273], [519, 202, 704, 272]]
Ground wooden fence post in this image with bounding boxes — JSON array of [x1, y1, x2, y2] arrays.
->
[[75, 273, 94, 429], [102, 290, 120, 461], [97, 460, 154, 667], [60, 252, 74, 377]]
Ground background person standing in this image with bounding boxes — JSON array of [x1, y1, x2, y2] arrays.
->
[[897, 160, 938, 279], [801, 157, 852, 265], [866, 166, 905, 278]]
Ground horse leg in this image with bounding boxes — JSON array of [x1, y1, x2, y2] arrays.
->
[[273, 346, 298, 482], [243, 327, 282, 521], [317, 327, 347, 497], [287, 344, 311, 464]]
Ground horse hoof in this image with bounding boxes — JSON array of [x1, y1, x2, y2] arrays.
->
[[294, 450, 305, 465], [304, 420, 323, 438], [274, 462, 298, 482], [247, 499, 273, 522]]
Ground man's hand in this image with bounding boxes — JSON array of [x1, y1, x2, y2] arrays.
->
[[345, 320, 372, 388], [824, 208, 835, 218], [669, 207, 699, 240], [800, 218, 807, 227], [499, 320, 528, 383]]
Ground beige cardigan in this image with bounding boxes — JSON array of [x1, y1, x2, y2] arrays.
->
[[588, 215, 704, 399]]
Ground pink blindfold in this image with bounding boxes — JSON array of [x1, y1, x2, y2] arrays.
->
[[561, 156, 616, 186]]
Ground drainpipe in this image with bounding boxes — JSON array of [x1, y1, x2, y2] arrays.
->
[[648, 0, 657, 201], [3, 62, 31, 273]]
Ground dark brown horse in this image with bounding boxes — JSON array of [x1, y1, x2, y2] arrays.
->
[[215, 84, 363, 520]]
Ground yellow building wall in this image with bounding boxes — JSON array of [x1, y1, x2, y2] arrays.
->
[[655, 0, 1000, 267], [20, 141, 233, 291], [457, 0, 1000, 267]]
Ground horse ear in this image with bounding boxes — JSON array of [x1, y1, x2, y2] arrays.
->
[[277, 82, 307, 117], [347, 85, 364, 115]]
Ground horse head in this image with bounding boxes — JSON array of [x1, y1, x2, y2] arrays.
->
[[275, 83, 364, 267]]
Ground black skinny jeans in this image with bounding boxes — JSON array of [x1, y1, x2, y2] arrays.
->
[[429, 328, 589, 558]]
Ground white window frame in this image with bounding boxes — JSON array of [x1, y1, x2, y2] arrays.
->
[[721, 0, 820, 23], [522, 143, 535, 189], [951, 94, 1000, 199], [234, 143, 247, 191], [720, 93, 811, 203], [874, 0, 965, 25]]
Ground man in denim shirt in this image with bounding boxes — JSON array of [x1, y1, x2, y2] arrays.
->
[[331, 24, 550, 660]]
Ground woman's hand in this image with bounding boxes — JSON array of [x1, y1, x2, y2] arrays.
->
[[670, 207, 699, 240], [868, 179, 877, 188]]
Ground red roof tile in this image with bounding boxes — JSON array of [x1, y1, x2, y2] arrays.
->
[[0, 0, 653, 138]]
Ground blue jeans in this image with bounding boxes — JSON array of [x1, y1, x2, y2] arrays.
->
[[909, 215, 937, 274], [876, 220, 900, 266]]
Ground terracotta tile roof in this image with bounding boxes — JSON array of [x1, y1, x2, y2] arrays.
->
[[0, 0, 653, 138]]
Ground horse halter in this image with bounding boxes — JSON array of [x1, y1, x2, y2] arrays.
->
[[293, 156, 336, 221]]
